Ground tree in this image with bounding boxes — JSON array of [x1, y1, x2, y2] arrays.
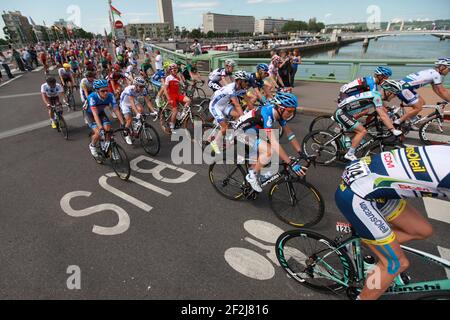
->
[[0, 38, 9, 45], [206, 31, 215, 38], [181, 27, 189, 39], [174, 26, 181, 37], [129, 25, 138, 38], [282, 21, 308, 32], [190, 28, 202, 39]]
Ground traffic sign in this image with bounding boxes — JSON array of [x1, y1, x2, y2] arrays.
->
[[115, 20, 124, 29]]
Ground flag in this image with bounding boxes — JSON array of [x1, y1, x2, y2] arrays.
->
[[111, 5, 122, 17]]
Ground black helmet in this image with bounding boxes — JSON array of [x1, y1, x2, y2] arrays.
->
[[46, 76, 57, 85]]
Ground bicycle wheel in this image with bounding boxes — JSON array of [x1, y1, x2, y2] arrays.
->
[[309, 115, 340, 133], [194, 88, 207, 102], [276, 229, 355, 293], [419, 117, 449, 145], [140, 124, 161, 156], [183, 113, 204, 136], [68, 92, 76, 111], [209, 162, 247, 201], [57, 115, 69, 140], [269, 178, 325, 228], [110, 143, 131, 181], [302, 130, 339, 165]]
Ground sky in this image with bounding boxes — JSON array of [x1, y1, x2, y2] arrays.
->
[[0, 0, 449, 38]]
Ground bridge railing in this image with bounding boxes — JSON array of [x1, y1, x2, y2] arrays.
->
[[214, 57, 450, 86]]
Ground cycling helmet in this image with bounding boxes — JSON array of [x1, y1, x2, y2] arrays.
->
[[169, 63, 178, 71], [93, 79, 108, 90], [63, 63, 71, 69], [435, 58, 450, 67], [374, 66, 393, 77], [381, 79, 403, 95], [273, 92, 298, 109], [131, 60, 138, 66], [234, 70, 250, 81], [175, 60, 183, 66], [46, 76, 57, 85], [163, 61, 172, 70], [225, 59, 236, 68], [133, 77, 146, 87], [117, 55, 124, 62], [256, 63, 269, 73]]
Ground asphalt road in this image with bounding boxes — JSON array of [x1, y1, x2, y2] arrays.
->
[[0, 68, 449, 300]]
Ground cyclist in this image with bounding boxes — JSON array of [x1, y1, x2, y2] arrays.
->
[[39, 50, 49, 75], [151, 68, 166, 107], [164, 63, 191, 133], [69, 56, 81, 85], [58, 63, 75, 92], [86, 79, 125, 158], [140, 58, 154, 78], [107, 63, 126, 100], [120, 77, 158, 145], [334, 89, 402, 162], [124, 60, 140, 85], [182, 59, 202, 83], [236, 91, 306, 192], [246, 63, 272, 110], [335, 145, 450, 300], [40, 76, 65, 129], [80, 71, 96, 106], [383, 58, 450, 127], [339, 66, 393, 102], [208, 59, 236, 92], [208, 71, 249, 154]]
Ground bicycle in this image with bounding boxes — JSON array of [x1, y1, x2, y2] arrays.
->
[[63, 84, 76, 111], [302, 112, 405, 165], [50, 103, 69, 140], [92, 128, 131, 181], [276, 222, 450, 300], [416, 102, 449, 145], [158, 100, 204, 135], [184, 80, 207, 104], [209, 152, 325, 228], [120, 113, 161, 156]]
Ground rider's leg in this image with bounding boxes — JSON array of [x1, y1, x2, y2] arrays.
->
[[397, 97, 425, 124], [346, 124, 367, 159], [169, 101, 178, 130], [386, 202, 434, 243]]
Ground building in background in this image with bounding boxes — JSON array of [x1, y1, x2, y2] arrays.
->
[[255, 17, 291, 35], [157, 0, 174, 31], [2, 11, 35, 45], [125, 22, 171, 40], [203, 12, 255, 34]]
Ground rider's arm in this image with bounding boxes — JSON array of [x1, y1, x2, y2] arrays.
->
[[91, 107, 103, 130], [376, 107, 395, 131], [111, 99, 125, 126], [129, 95, 140, 115], [432, 84, 450, 102], [230, 96, 244, 117], [282, 125, 302, 153], [41, 93, 50, 106]]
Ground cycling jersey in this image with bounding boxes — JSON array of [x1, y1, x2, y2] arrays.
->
[[41, 83, 64, 98], [237, 104, 287, 132], [209, 68, 230, 83], [141, 63, 153, 74], [125, 65, 139, 78], [58, 68, 73, 79], [79, 78, 94, 101], [248, 72, 265, 90], [69, 60, 79, 70], [209, 83, 247, 123], [334, 91, 383, 130], [394, 69, 444, 106], [87, 92, 118, 114], [182, 64, 197, 81], [165, 74, 182, 96], [335, 146, 450, 245], [339, 76, 377, 101], [120, 85, 148, 115]]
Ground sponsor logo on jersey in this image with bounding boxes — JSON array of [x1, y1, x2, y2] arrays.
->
[[405, 147, 426, 173], [359, 203, 389, 233], [383, 152, 396, 169], [398, 184, 432, 193]]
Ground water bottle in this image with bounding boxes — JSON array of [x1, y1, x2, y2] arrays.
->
[[363, 255, 376, 278], [342, 135, 352, 149]]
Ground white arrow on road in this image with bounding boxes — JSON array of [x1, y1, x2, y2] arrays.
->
[[423, 198, 450, 224]]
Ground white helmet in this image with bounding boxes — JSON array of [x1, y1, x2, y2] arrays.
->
[[225, 59, 236, 67], [381, 79, 403, 95], [435, 58, 450, 67], [234, 70, 249, 81]]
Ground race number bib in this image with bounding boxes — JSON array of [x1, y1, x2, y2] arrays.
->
[[342, 161, 371, 186]]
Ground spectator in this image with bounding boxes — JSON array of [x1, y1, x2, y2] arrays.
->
[[12, 48, 26, 72], [0, 51, 15, 79], [29, 46, 39, 68], [270, 50, 277, 58], [278, 50, 292, 88], [154, 50, 163, 71], [191, 39, 202, 56], [290, 49, 302, 88]]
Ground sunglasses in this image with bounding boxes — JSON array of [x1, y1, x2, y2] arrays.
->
[[99, 89, 108, 93]]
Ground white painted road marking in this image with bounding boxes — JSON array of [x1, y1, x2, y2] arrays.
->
[[423, 198, 450, 224], [437, 246, 450, 279], [0, 74, 24, 88], [0, 92, 41, 99], [0, 111, 82, 140]]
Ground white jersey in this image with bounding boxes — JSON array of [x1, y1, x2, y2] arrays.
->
[[209, 68, 229, 83], [209, 82, 246, 112], [79, 78, 94, 100], [58, 68, 73, 78], [400, 69, 443, 90], [41, 83, 64, 98], [344, 145, 450, 201], [120, 85, 148, 107]]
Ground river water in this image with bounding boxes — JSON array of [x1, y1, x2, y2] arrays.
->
[[304, 35, 450, 60]]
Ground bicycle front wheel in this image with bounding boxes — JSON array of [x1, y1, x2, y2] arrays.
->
[[276, 229, 354, 293], [57, 115, 69, 140], [302, 130, 339, 165], [209, 162, 247, 201], [269, 178, 324, 228], [140, 125, 161, 156], [110, 144, 131, 181], [309, 115, 340, 133], [419, 117, 450, 145]]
